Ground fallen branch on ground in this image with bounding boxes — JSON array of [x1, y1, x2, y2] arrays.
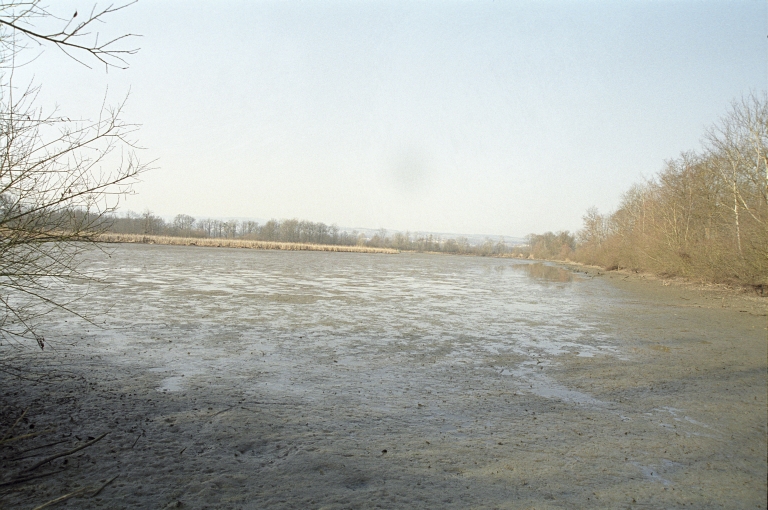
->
[[90, 474, 119, 498], [0, 470, 64, 487], [0, 408, 27, 442], [210, 407, 233, 417], [31, 487, 91, 510], [10, 439, 70, 460], [0, 428, 54, 446], [21, 432, 108, 473]]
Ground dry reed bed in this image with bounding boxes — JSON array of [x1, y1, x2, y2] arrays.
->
[[97, 233, 399, 254]]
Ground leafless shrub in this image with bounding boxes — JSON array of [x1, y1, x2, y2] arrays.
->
[[0, 2, 145, 348]]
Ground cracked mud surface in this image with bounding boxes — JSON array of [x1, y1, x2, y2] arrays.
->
[[2, 245, 766, 508]]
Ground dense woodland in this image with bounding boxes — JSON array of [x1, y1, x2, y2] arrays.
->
[[522, 95, 767, 287], [570, 95, 767, 287]]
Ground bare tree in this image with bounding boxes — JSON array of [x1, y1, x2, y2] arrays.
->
[[223, 220, 238, 238], [172, 213, 195, 235], [0, 2, 144, 348], [705, 93, 768, 257], [573, 94, 767, 285], [240, 220, 259, 238], [577, 207, 609, 247]]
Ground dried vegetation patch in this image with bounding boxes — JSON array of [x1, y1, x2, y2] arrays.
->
[[97, 233, 400, 254]]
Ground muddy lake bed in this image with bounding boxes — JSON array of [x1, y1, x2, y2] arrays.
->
[[1, 244, 766, 509]]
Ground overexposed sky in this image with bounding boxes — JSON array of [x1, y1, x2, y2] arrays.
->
[[15, 1, 767, 236]]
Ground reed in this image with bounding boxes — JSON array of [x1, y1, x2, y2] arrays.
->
[[96, 233, 400, 254]]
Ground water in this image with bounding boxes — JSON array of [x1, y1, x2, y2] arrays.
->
[[4, 243, 765, 508], [56, 245, 623, 396]]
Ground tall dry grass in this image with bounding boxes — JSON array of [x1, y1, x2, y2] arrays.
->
[[97, 233, 400, 254]]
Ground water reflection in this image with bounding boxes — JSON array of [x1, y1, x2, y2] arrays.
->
[[514, 262, 580, 283]]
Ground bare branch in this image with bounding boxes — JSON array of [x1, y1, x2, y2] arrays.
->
[[0, 1, 145, 347], [0, 1, 140, 70]]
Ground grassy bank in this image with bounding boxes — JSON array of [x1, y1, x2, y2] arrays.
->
[[97, 233, 400, 254]]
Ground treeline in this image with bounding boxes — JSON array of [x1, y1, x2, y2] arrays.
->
[[107, 214, 362, 246], [525, 231, 576, 260], [529, 94, 767, 288], [105, 213, 521, 256]]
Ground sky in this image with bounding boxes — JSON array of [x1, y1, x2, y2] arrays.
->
[[13, 0, 768, 237]]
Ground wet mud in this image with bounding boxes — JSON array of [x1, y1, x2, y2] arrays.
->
[[2, 245, 766, 509]]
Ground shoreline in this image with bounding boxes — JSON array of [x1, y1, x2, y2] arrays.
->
[[96, 234, 767, 312], [557, 260, 767, 317], [96, 234, 767, 311], [99, 234, 767, 297]]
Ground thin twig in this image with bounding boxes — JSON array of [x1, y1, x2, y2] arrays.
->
[[240, 403, 299, 411], [0, 469, 63, 487], [31, 487, 91, 510], [21, 432, 108, 473], [130, 433, 141, 448], [11, 439, 69, 459], [0, 408, 27, 442], [0, 428, 53, 445], [90, 474, 119, 498], [210, 407, 233, 417]]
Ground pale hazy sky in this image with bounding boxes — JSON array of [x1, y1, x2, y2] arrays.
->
[[19, 1, 767, 236]]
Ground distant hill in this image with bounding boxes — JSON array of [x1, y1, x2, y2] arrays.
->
[[339, 226, 526, 247]]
